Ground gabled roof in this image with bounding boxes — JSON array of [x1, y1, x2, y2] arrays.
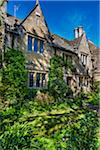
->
[[20, 2, 49, 32], [19, 1, 51, 40]]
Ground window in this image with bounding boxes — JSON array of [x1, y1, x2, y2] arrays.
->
[[40, 40, 44, 53], [34, 38, 38, 53], [27, 36, 44, 53], [36, 73, 40, 87], [81, 54, 87, 65], [84, 77, 88, 87], [28, 72, 46, 88], [67, 56, 72, 63], [28, 36, 32, 51], [79, 77, 82, 87], [62, 53, 65, 60], [41, 73, 46, 87], [79, 77, 80, 87], [62, 54, 72, 63], [67, 77, 72, 86], [29, 73, 34, 87]]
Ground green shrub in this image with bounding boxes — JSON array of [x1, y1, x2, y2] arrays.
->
[[0, 100, 98, 150], [35, 91, 54, 106]]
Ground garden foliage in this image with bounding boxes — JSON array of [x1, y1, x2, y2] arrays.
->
[[0, 49, 99, 150]]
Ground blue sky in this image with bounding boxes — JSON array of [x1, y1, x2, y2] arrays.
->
[[7, 0, 99, 46]]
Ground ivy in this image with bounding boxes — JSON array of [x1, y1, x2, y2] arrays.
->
[[48, 55, 72, 101], [1, 48, 28, 104]]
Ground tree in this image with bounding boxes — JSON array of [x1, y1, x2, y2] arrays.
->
[[1, 48, 27, 103], [48, 55, 69, 102]]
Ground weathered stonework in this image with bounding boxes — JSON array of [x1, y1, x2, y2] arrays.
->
[[1, 0, 100, 93]]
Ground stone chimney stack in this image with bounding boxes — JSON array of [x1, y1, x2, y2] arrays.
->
[[78, 26, 83, 37], [74, 28, 78, 38], [74, 26, 84, 38]]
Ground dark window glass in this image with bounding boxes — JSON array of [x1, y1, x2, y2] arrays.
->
[[40, 40, 44, 53], [62, 53, 64, 61], [41, 73, 46, 87], [79, 77, 83, 87], [28, 36, 32, 51], [87, 78, 88, 87], [66, 55, 68, 62], [67, 77, 72, 86], [36, 73, 40, 87], [34, 38, 38, 53], [79, 77, 81, 87], [29, 73, 34, 87]]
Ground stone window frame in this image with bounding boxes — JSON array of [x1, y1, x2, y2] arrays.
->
[[81, 53, 88, 66], [27, 34, 44, 54], [28, 71, 46, 88]]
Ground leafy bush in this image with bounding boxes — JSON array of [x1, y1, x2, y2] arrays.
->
[[25, 88, 38, 99], [35, 91, 54, 106]]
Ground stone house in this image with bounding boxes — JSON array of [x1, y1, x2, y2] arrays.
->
[[0, 0, 100, 94]]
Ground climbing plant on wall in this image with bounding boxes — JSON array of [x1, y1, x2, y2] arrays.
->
[[48, 55, 73, 102], [1, 48, 28, 104]]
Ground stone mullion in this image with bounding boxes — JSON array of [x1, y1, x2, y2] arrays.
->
[[34, 72, 36, 87]]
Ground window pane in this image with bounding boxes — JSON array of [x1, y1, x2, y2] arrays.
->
[[34, 38, 38, 53], [40, 40, 44, 53], [28, 36, 32, 51], [29, 73, 34, 87], [67, 77, 72, 86], [41, 73, 46, 87], [36, 73, 40, 87]]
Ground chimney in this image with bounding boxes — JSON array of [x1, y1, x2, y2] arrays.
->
[[74, 26, 84, 38], [74, 28, 78, 38], [78, 26, 83, 37]]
